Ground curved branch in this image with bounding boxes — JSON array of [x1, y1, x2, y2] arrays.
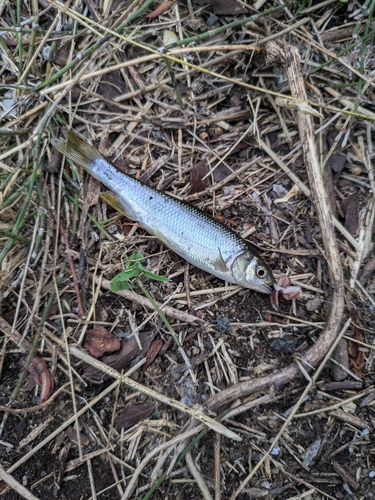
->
[[206, 41, 344, 414]]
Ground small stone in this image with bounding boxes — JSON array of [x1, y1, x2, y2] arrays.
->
[[351, 166, 362, 176], [342, 401, 357, 414], [206, 15, 219, 27], [305, 298, 322, 312], [214, 315, 232, 335], [42, 46, 52, 61], [170, 365, 181, 380]]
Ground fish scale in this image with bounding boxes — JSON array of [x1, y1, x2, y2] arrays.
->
[[53, 130, 275, 294]]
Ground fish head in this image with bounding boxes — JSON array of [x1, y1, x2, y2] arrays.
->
[[231, 251, 274, 294]]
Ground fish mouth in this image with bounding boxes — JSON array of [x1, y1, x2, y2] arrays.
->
[[250, 283, 273, 295]]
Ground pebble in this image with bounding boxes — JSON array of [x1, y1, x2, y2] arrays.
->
[[305, 298, 322, 312], [206, 15, 218, 26]]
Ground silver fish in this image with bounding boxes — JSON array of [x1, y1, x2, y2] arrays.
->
[[53, 131, 274, 294]]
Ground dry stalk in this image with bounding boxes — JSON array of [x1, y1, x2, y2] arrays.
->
[[122, 424, 205, 499], [185, 451, 213, 500], [206, 40, 345, 414], [50, 208, 85, 318], [97, 277, 202, 324], [214, 433, 221, 500]]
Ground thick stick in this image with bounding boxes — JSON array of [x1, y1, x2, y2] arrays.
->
[[206, 41, 344, 413]]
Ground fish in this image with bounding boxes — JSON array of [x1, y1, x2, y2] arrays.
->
[[53, 131, 275, 294]]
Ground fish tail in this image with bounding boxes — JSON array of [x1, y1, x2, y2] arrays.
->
[[52, 130, 102, 172]]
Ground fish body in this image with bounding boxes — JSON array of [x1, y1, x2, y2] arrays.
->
[[53, 131, 274, 294]]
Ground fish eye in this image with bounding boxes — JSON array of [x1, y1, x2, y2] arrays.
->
[[256, 266, 267, 278]]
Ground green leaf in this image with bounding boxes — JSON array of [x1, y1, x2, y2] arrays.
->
[[142, 270, 171, 282], [116, 269, 141, 281], [110, 279, 137, 292], [128, 251, 144, 264], [110, 269, 141, 292], [110, 250, 170, 293]]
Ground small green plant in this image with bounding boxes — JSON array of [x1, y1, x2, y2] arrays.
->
[[110, 251, 170, 292], [110, 251, 181, 345]]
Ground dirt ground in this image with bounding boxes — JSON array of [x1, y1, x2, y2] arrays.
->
[[1, 1, 375, 499]]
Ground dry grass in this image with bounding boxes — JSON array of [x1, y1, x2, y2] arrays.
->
[[1, 1, 375, 499]]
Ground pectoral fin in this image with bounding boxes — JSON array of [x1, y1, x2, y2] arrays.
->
[[153, 227, 171, 248], [100, 193, 132, 219], [216, 246, 228, 273]]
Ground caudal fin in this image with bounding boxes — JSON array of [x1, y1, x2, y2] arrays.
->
[[52, 130, 103, 171]]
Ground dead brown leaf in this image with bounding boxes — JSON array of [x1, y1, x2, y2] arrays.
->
[[192, 0, 246, 15], [103, 331, 153, 371], [359, 257, 375, 285], [84, 326, 121, 358], [48, 150, 62, 173], [51, 46, 69, 66], [99, 70, 127, 114], [329, 153, 347, 173], [140, 339, 163, 381], [112, 157, 130, 174], [213, 162, 231, 183], [83, 331, 154, 381], [189, 159, 209, 195], [348, 310, 364, 378], [303, 399, 328, 412], [341, 192, 359, 236], [331, 339, 349, 381], [116, 405, 154, 430], [146, 1, 177, 18], [65, 426, 90, 446]]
